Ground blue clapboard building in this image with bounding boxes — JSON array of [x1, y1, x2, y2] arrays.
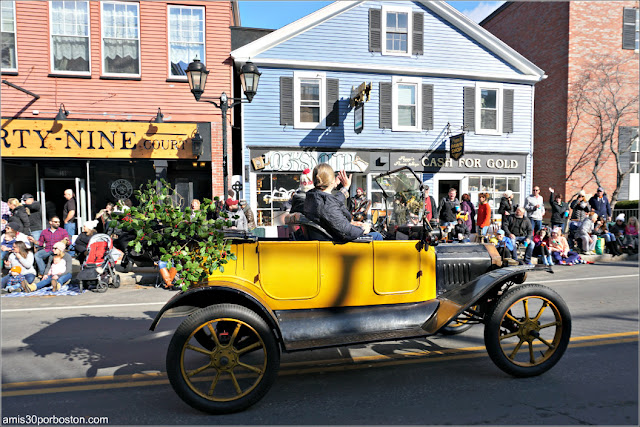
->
[[231, 1, 545, 234]]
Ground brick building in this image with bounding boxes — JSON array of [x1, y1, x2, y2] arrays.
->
[[1, 0, 240, 229], [481, 1, 639, 205]]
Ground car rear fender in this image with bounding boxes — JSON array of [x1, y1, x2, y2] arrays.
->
[[149, 282, 281, 341], [421, 265, 534, 334]]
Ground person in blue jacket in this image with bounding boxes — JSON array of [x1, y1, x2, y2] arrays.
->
[[588, 187, 612, 222]]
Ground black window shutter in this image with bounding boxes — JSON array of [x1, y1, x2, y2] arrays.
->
[[622, 8, 637, 50], [326, 78, 340, 127], [369, 9, 382, 52], [379, 82, 392, 129], [412, 12, 424, 55], [280, 76, 294, 126], [422, 84, 433, 130], [503, 89, 514, 133], [463, 87, 475, 132]]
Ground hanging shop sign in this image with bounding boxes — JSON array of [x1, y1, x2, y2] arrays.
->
[[450, 133, 464, 160], [1, 119, 199, 159], [390, 152, 527, 174], [252, 150, 370, 173]]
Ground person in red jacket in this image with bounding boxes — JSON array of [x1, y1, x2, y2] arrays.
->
[[476, 193, 491, 233]]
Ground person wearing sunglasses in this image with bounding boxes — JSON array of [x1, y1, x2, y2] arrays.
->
[[588, 186, 612, 222], [29, 216, 69, 276]]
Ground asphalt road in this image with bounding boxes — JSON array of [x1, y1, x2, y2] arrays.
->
[[1, 260, 638, 425]]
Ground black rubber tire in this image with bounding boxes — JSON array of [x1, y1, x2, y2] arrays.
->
[[166, 304, 280, 414], [95, 280, 108, 293], [439, 305, 478, 335], [484, 284, 571, 378], [111, 274, 121, 288]]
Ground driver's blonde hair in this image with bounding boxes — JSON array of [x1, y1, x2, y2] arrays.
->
[[313, 163, 334, 190]]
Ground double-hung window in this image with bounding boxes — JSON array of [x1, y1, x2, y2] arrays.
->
[[294, 71, 325, 129], [392, 76, 421, 131], [382, 6, 412, 56], [1, 1, 17, 72], [50, 1, 90, 74], [168, 5, 205, 77], [102, 1, 140, 76], [475, 83, 503, 135]]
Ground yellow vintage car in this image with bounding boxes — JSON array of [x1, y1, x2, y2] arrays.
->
[[150, 167, 571, 414]]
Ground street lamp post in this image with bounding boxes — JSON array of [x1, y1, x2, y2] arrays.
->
[[185, 58, 261, 199]]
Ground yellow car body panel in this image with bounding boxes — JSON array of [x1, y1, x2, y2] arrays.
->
[[208, 240, 437, 311]]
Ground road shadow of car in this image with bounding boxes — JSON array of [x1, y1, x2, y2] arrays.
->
[[20, 312, 181, 378]]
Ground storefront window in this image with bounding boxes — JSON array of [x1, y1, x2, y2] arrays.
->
[[256, 173, 300, 226], [90, 160, 155, 214], [468, 175, 521, 210]]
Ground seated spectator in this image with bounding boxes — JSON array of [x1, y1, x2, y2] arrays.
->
[[494, 229, 515, 259], [7, 198, 31, 236], [1, 266, 28, 294], [73, 220, 98, 264], [575, 212, 598, 254], [532, 228, 553, 266], [548, 228, 581, 265], [594, 217, 622, 256], [2, 241, 37, 289], [25, 242, 72, 293], [548, 188, 569, 231], [224, 198, 248, 231], [30, 216, 69, 276], [623, 216, 638, 251], [304, 163, 383, 242], [609, 213, 626, 245], [453, 215, 470, 243], [1, 224, 31, 270], [502, 207, 534, 265]]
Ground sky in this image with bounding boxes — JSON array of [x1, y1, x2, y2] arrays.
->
[[238, 1, 506, 29]]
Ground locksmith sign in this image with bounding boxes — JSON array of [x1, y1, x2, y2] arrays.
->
[[390, 152, 527, 174], [1, 119, 199, 159]]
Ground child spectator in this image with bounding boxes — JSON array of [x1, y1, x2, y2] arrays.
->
[[548, 228, 581, 265], [1, 266, 28, 294], [533, 228, 553, 266], [453, 215, 470, 243], [624, 216, 638, 251], [495, 229, 515, 259]]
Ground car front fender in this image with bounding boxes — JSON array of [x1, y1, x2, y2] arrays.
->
[[421, 265, 535, 334]]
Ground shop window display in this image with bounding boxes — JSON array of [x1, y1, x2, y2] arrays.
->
[[256, 173, 301, 227], [468, 175, 521, 209]]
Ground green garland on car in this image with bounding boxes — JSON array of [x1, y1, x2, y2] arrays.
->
[[109, 179, 236, 290]]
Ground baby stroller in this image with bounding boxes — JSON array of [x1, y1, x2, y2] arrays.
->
[[76, 233, 121, 293]]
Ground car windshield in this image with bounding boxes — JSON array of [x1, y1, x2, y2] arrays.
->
[[373, 168, 424, 228]]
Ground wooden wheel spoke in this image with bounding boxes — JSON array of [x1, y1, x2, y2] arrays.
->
[[207, 371, 221, 396], [508, 339, 525, 359], [533, 301, 549, 321], [505, 311, 523, 325], [229, 323, 242, 347], [499, 330, 520, 340], [237, 341, 262, 355], [237, 361, 263, 374], [187, 362, 212, 377], [207, 323, 221, 348], [522, 299, 530, 321], [229, 370, 243, 395], [539, 320, 560, 329], [528, 341, 535, 364], [536, 336, 555, 350], [186, 344, 212, 355]]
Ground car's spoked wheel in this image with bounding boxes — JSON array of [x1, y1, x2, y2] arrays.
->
[[484, 284, 571, 377], [439, 305, 479, 335], [167, 304, 280, 414]]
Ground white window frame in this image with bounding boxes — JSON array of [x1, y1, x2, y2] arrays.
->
[[475, 82, 503, 135], [101, 1, 141, 78], [381, 5, 412, 57], [294, 71, 326, 130], [392, 76, 422, 132], [635, 8, 639, 53], [49, 0, 91, 76], [1, 0, 18, 72], [167, 4, 205, 80]]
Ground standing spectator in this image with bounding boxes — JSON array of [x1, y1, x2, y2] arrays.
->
[[423, 185, 437, 224], [2, 242, 37, 289], [189, 199, 201, 220], [27, 241, 72, 292], [7, 198, 31, 236], [460, 193, 476, 233], [502, 206, 535, 265], [1, 200, 11, 232], [548, 228, 581, 265], [498, 190, 515, 218], [224, 198, 248, 231], [240, 200, 257, 230], [524, 186, 545, 233], [588, 187, 612, 221], [349, 187, 371, 222], [575, 212, 598, 254], [62, 189, 77, 236], [30, 216, 69, 276], [548, 188, 569, 231], [624, 216, 638, 251], [21, 194, 43, 242], [569, 190, 590, 222], [95, 202, 115, 234], [476, 193, 492, 233], [438, 188, 460, 227]]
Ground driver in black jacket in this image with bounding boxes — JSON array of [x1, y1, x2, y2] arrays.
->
[[304, 163, 383, 242]]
